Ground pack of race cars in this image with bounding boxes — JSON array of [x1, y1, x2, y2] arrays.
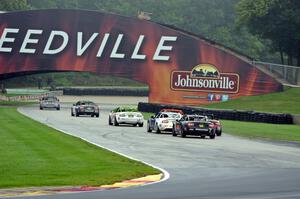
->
[[39, 97, 222, 139], [147, 108, 222, 139]]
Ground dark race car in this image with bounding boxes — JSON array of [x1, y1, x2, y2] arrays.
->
[[192, 111, 223, 136], [172, 114, 216, 139], [71, 101, 99, 117], [206, 114, 222, 136]]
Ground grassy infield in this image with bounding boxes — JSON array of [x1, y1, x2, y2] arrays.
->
[[144, 87, 300, 142], [0, 103, 159, 188], [0, 87, 299, 189], [203, 87, 300, 142]]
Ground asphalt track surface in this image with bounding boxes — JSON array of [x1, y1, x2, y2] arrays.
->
[[16, 103, 300, 199]]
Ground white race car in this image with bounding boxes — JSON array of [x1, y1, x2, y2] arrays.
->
[[147, 111, 182, 133], [109, 107, 144, 127], [39, 96, 60, 110]]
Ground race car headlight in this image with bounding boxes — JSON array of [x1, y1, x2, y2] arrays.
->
[[119, 113, 126, 117]]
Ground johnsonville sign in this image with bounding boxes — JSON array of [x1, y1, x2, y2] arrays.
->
[[171, 64, 240, 93]]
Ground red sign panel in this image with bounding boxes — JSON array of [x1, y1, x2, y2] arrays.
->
[[171, 71, 239, 93], [0, 9, 283, 105]]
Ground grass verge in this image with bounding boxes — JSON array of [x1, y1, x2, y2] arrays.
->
[[0, 100, 35, 106], [202, 87, 300, 114], [0, 107, 159, 188], [223, 120, 300, 142]]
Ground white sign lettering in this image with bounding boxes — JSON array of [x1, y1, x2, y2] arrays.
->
[[20, 29, 43, 54], [77, 32, 98, 56], [43, 30, 69, 54], [0, 28, 178, 61], [0, 28, 19, 52], [153, 36, 177, 61]]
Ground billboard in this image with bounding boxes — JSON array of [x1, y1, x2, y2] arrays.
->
[[0, 9, 282, 105]]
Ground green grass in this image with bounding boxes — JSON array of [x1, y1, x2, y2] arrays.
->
[[223, 120, 300, 142], [143, 112, 154, 120], [0, 107, 159, 188], [3, 93, 30, 97], [202, 87, 300, 114]]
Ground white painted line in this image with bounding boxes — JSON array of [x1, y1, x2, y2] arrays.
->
[[48, 125, 170, 186], [17, 107, 170, 190]]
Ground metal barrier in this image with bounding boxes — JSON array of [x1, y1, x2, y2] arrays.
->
[[138, 102, 294, 124], [0, 90, 63, 101], [252, 61, 300, 86]]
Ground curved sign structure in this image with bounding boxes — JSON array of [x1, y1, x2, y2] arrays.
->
[[0, 9, 282, 105]]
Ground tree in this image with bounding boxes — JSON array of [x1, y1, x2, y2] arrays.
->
[[236, 0, 300, 66], [0, 0, 31, 11]]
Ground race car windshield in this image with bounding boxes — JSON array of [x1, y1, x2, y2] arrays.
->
[[168, 113, 181, 119], [45, 97, 57, 102], [188, 116, 206, 121], [120, 107, 137, 112], [46, 99, 57, 102], [80, 102, 95, 105]]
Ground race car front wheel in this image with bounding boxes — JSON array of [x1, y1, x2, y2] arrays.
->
[[114, 117, 119, 126], [155, 123, 161, 134], [147, 122, 152, 132], [216, 129, 222, 136], [172, 126, 177, 136], [180, 128, 186, 138]]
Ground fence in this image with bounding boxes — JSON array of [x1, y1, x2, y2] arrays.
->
[[0, 90, 63, 101], [253, 61, 300, 86], [62, 87, 148, 96]]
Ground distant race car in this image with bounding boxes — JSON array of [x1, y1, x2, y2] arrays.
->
[[108, 107, 144, 127], [71, 101, 99, 117], [39, 96, 60, 110], [172, 114, 216, 139], [206, 114, 222, 136], [147, 111, 182, 133]]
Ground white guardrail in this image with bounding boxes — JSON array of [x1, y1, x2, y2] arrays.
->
[[0, 90, 63, 101], [252, 61, 300, 86]]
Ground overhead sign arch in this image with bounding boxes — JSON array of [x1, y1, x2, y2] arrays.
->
[[0, 9, 282, 105]]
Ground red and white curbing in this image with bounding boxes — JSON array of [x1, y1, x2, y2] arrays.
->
[[0, 109, 170, 198], [0, 174, 163, 198]]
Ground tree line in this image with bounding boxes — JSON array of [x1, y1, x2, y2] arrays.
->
[[0, 0, 299, 88], [2, 0, 298, 64]]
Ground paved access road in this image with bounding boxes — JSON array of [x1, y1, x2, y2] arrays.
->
[[17, 103, 300, 199]]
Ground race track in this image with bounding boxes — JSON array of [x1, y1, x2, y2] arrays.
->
[[16, 102, 300, 199]]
